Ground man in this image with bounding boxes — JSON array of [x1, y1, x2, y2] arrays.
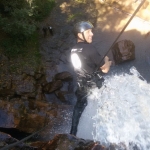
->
[[70, 21, 112, 135]]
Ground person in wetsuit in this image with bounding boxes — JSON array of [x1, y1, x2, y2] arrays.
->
[[70, 21, 112, 135]]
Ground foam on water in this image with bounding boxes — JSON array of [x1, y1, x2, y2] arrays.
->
[[77, 66, 150, 150]]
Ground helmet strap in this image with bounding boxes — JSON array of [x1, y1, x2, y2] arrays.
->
[[76, 37, 84, 43], [77, 32, 87, 43], [82, 32, 87, 43]]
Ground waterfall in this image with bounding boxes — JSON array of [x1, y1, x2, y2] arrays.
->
[[77, 66, 150, 150]]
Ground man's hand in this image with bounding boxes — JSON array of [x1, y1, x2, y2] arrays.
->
[[100, 56, 112, 73]]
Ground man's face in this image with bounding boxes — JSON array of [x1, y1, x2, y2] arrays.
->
[[78, 29, 93, 43]]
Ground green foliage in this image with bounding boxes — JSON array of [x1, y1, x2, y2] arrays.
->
[[0, 0, 29, 14], [67, 13, 82, 22], [32, 0, 55, 21], [2, 31, 41, 74], [0, 9, 37, 40], [75, 0, 86, 3], [1, 38, 24, 57], [0, 0, 55, 58]]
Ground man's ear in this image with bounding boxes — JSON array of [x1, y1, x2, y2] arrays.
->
[[77, 33, 83, 39]]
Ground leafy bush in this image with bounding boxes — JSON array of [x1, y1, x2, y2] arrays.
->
[[31, 0, 55, 21], [0, 0, 55, 57], [0, 0, 29, 14], [1, 38, 24, 57], [0, 9, 37, 40]]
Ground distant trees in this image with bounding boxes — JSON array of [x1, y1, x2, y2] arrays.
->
[[0, 0, 55, 57]]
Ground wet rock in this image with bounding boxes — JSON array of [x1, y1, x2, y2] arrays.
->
[[45, 63, 58, 82], [55, 90, 69, 102], [55, 71, 73, 81], [11, 74, 36, 98], [22, 67, 35, 77], [18, 114, 47, 133], [91, 144, 106, 150], [109, 143, 127, 150], [112, 39, 135, 65], [30, 134, 90, 150], [36, 85, 46, 101], [30, 134, 129, 150], [0, 131, 36, 149], [0, 100, 18, 128], [0, 89, 15, 99], [30, 134, 107, 150], [42, 80, 63, 93], [16, 78, 36, 97], [38, 75, 48, 87], [21, 64, 44, 78], [0, 131, 18, 144], [45, 93, 63, 104], [55, 90, 76, 105], [0, 74, 11, 90], [0, 99, 73, 141], [30, 105, 73, 141], [34, 73, 43, 80], [0, 65, 46, 100], [0, 75, 13, 97]]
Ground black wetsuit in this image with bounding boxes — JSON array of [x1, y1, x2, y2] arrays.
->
[[70, 42, 104, 135], [71, 42, 103, 74]]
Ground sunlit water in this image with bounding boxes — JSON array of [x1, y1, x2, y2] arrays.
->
[[77, 66, 150, 150]]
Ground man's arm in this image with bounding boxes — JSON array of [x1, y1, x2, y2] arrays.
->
[[100, 56, 112, 73]]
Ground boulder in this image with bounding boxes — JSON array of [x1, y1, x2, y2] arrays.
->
[[111, 39, 135, 64], [6, 74, 36, 99], [42, 80, 63, 93], [55, 90, 76, 105], [55, 71, 73, 81]]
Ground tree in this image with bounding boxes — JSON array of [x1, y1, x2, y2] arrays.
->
[[0, 0, 55, 57]]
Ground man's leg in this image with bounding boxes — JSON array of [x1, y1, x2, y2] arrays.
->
[[70, 89, 88, 136]]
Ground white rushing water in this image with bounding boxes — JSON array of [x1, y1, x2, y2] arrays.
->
[[77, 66, 150, 150]]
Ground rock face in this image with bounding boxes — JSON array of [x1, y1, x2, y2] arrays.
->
[[0, 71, 75, 141], [13, 75, 36, 98], [0, 47, 77, 144], [0, 42, 76, 143]]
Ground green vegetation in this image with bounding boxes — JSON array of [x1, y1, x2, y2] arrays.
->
[[67, 13, 82, 22], [32, 0, 55, 21], [9, 32, 41, 74], [75, 0, 86, 3], [0, 0, 55, 72]]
